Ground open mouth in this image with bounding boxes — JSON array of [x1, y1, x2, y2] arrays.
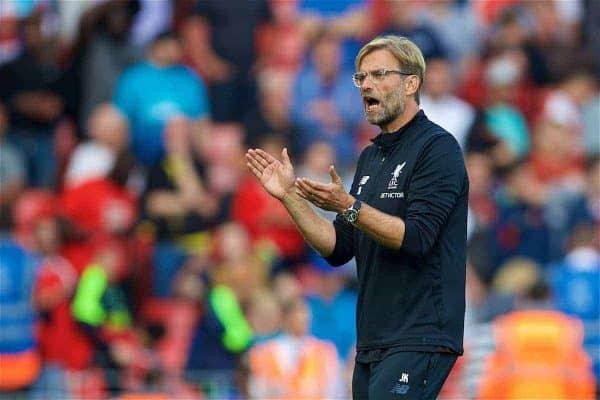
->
[[363, 96, 381, 112]]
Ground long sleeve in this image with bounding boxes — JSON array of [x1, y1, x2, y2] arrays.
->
[[401, 134, 467, 258]]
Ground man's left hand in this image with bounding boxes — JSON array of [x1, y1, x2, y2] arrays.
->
[[296, 165, 354, 213]]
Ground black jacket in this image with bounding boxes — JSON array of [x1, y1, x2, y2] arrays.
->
[[326, 110, 468, 355]]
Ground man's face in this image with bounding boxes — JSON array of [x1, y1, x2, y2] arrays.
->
[[154, 38, 183, 66], [424, 59, 452, 98], [313, 37, 341, 80], [358, 49, 406, 129]]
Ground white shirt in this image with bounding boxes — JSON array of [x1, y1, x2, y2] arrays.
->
[[64, 142, 115, 187], [421, 94, 475, 150]]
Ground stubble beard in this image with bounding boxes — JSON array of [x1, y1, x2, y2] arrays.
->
[[366, 89, 405, 129]]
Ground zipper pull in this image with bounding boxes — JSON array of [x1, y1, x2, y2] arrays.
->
[[378, 145, 386, 164]]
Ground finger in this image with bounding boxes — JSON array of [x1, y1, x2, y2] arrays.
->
[[296, 179, 329, 199], [246, 151, 266, 168], [295, 183, 314, 201], [255, 148, 279, 164], [329, 165, 342, 185], [248, 150, 270, 169], [295, 188, 310, 201], [298, 177, 331, 194], [247, 162, 262, 178], [281, 147, 292, 167], [246, 153, 266, 172]]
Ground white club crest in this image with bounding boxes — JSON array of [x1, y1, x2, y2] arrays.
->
[[388, 162, 406, 190]]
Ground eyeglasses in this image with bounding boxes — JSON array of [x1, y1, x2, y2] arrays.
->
[[352, 69, 413, 88]]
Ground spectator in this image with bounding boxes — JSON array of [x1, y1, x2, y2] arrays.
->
[[465, 152, 497, 236], [483, 53, 531, 161], [420, 0, 482, 69], [545, 155, 600, 260], [478, 269, 596, 399], [522, 0, 592, 86], [71, 244, 153, 395], [548, 224, 600, 384], [60, 154, 137, 240], [420, 57, 476, 150], [60, 151, 138, 277], [211, 223, 272, 302], [242, 69, 300, 151], [305, 255, 356, 361], [142, 116, 219, 297], [64, 104, 130, 188], [462, 259, 513, 399], [247, 297, 342, 399], [78, 0, 142, 127], [232, 135, 305, 267], [528, 119, 585, 191], [199, 122, 247, 199], [0, 102, 26, 221], [381, 0, 448, 60], [186, 224, 256, 377], [246, 289, 282, 344], [289, 31, 363, 167], [491, 257, 547, 300], [297, 0, 369, 68], [255, 0, 308, 73], [189, 0, 272, 122], [30, 208, 88, 398], [0, 11, 65, 187], [0, 215, 40, 396], [271, 271, 303, 306], [540, 70, 597, 142], [490, 160, 551, 270], [113, 31, 210, 167], [71, 246, 131, 332]]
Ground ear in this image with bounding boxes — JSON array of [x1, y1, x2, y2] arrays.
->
[[404, 75, 420, 98]]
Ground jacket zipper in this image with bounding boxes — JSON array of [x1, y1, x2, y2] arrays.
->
[[365, 146, 389, 204]]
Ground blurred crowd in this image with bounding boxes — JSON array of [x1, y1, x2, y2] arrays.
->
[[0, 0, 598, 399]]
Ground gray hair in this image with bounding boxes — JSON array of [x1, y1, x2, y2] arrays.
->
[[355, 35, 426, 104]]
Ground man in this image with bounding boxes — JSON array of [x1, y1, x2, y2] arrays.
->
[[0, 12, 65, 188], [246, 35, 468, 399], [247, 297, 342, 399], [113, 31, 210, 167], [190, 0, 271, 122], [420, 57, 475, 150], [289, 30, 364, 168]]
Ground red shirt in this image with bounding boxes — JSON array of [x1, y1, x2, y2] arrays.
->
[[231, 176, 304, 259], [59, 178, 138, 276], [60, 177, 137, 236], [34, 256, 94, 370]]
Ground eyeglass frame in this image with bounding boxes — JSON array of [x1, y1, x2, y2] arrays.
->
[[352, 69, 414, 88]]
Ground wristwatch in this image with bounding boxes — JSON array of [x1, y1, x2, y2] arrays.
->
[[342, 200, 362, 224]]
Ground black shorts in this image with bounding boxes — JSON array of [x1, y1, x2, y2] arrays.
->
[[352, 351, 457, 400]]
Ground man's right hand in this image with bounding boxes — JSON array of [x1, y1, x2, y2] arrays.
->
[[246, 148, 295, 201]]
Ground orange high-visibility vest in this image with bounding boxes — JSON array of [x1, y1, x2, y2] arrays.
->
[[0, 349, 40, 390], [478, 310, 596, 399], [248, 336, 340, 399]]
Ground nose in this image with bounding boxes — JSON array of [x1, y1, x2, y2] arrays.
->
[[360, 77, 375, 92]]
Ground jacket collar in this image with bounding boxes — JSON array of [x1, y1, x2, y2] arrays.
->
[[370, 110, 426, 150]]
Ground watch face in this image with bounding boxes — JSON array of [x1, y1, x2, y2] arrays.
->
[[345, 209, 358, 223]]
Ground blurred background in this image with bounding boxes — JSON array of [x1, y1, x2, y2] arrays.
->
[[0, 0, 598, 399]]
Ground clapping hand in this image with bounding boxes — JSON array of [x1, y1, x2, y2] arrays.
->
[[296, 165, 354, 213], [246, 148, 296, 201]]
